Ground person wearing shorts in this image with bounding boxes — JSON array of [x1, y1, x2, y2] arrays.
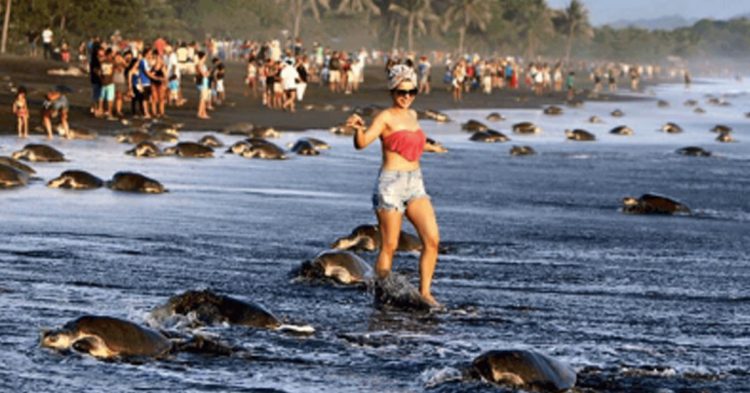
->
[[328, 52, 341, 92], [195, 51, 210, 119], [113, 51, 130, 117], [136, 49, 153, 118], [98, 48, 116, 119], [42, 90, 69, 138], [346, 64, 443, 308], [280, 58, 298, 112], [168, 75, 180, 106], [215, 63, 226, 105]]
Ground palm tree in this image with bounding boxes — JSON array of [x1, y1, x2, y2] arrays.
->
[[336, 0, 380, 35], [277, 0, 331, 38], [388, 0, 438, 52], [516, 0, 553, 59], [1, 0, 11, 54], [443, 0, 491, 56], [560, 0, 592, 64], [390, 17, 402, 50], [336, 0, 380, 16]]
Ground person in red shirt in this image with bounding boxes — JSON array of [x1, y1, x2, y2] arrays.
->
[[153, 37, 167, 57], [346, 65, 443, 308]]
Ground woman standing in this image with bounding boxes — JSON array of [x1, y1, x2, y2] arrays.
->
[[346, 65, 442, 307], [245, 56, 258, 98], [451, 59, 466, 102], [195, 51, 211, 119], [113, 51, 130, 117], [149, 52, 167, 118]]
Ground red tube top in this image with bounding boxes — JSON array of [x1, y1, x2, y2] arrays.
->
[[382, 129, 426, 162]]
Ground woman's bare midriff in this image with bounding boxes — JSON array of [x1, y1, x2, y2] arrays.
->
[[380, 147, 420, 171]]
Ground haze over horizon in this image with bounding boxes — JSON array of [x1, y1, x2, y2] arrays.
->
[[547, 0, 750, 27]]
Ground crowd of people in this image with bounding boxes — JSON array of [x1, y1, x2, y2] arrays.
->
[[439, 56, 671, 102], [12, 28, 693, 140]]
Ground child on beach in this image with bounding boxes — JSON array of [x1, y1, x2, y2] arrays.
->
[[215, 63, 226, 105], [12, 87, 29, 139], [168, 74, 181, 106], [245, 58, 257, 98], [566, 71, 575, 101]]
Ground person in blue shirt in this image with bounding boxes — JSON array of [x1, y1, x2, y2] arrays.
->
[[168, 74, 181, 106], [137, 49, 153, 118], [566, 71, 575, 100]]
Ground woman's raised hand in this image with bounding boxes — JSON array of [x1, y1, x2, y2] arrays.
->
[[346, 114, 365, 129]]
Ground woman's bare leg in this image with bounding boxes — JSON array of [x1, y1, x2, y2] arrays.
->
[[405, 197, 440, 306], [375, 209, 403, 278]]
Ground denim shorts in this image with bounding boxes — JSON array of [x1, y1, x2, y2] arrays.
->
[[99, 84, 115, 101], [372, 169, 429, 213]]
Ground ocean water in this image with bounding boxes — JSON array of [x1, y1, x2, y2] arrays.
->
[[0, 79, 748, 392]]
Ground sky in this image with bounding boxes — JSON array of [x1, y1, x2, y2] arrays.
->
[[546, 0, 750, 26]]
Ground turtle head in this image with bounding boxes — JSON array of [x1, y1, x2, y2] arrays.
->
[[143, 180, 166, 194], [163, 146, 178, 156], [139, 144, 160, 157], [292, 260, 323, 280], [330, 235, 355, 250], [40, 328, 75, 350], [229, 142, 250, 155], [240, 149, 257, 159], [622, 197, 639, 207], [11, 151, 24, 160], [46, 176, 67, 189]]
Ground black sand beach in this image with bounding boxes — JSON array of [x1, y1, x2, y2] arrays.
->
[[0, 55, 649, 134]]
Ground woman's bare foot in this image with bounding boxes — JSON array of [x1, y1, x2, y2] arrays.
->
[[421, 292, 442, 309]]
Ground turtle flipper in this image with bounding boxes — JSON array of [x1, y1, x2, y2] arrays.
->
[[72, 337, 98, 355]]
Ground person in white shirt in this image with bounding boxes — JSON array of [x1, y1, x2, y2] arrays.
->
[[270, 40, 281, 62], [357, 48, 368, 83], [280, 58, 299, 112], [350, 58, 363, 93], [42, 28, 53, 59], [166, 46, 180, 80]]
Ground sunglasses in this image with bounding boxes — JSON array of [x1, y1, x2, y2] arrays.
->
[[394, 88, 418, 97]]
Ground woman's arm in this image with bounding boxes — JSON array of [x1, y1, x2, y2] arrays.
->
[[145, 64, 159, 81], [127, 66, 137, 96], [349, 112, 387, 150]]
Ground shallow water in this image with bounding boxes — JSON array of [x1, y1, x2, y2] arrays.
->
[[1, 79, 749, 392]]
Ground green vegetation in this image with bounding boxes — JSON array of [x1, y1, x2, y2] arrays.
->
[[1, 0, 749, 61]]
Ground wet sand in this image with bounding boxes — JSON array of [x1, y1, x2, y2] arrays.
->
[[0, 55, 649, 135]]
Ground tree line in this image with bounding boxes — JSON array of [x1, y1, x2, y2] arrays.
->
[[2, 0, 749, 62]]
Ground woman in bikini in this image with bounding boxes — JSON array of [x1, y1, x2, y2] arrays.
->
[[12, 87, 29, 138], [346, 64, 442, 307]]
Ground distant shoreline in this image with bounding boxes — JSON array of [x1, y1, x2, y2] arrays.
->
[[0, 55, 658, 136]]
